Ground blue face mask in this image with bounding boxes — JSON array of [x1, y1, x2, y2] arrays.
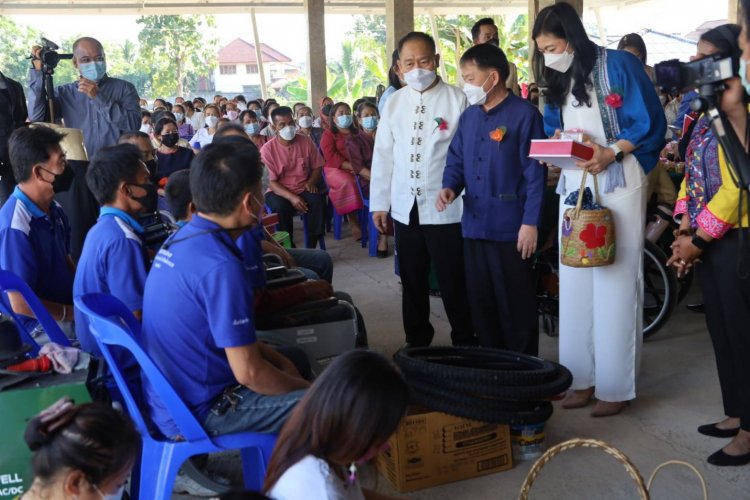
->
[[336, 114, 353, 129], [362, 116, 378, 130], [79, 61, 107, 82], [174, 112, 184, 122], [245, 123, 261, 136], [254, 110, 262, 119], [741, 58, 750, 95]]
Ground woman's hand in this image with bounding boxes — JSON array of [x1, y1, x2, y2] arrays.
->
[[667, 235, 702, 277], [576, 142, 616, 175]]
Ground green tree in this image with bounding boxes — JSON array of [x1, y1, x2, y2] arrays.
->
[[136, 15, 218, 98], [0, 16, 41, 84]]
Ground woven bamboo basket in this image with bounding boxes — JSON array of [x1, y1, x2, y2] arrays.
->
[[560, 172, 616, 268], [518, 438, 708, 500]]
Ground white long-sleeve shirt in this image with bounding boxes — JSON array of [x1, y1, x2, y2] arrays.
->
[[370, 79, 468, 225]]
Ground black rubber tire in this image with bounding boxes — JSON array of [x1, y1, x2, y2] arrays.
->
[[394, 347, 559, 386], [404, 362, 572, 401], [643, 240, 678, 339], [408, 384, 554, 425]]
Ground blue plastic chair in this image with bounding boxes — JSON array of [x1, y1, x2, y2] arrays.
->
[[74, 293, 277, 500], [355, 176, 379, 257], [0, 270, 72, 355]]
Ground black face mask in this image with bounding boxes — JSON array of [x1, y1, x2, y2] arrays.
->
[[488, 38, 500, 47], [144, 159, 158, 178], [40, 165, 75, 193], [161, 133, 179, 148], [130, 182, 158, 213]]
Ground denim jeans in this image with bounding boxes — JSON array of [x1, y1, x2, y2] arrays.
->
[[201, 387, 306, 436], [288, 248, 333, 283]]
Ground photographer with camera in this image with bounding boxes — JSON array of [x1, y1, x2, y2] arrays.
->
[[0, 71, 28, 205], [28, 37, 141, 157], [664, 17, 750, 466]]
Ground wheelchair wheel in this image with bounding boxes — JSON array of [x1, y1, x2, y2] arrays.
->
[[643, 240, 678, 339]]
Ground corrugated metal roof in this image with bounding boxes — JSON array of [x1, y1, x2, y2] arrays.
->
[[608, 29, 697, 65], [218, 38, 291, 64]]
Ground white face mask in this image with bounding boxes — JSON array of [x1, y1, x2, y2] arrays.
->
[[298, 116, 313, 129], [279, 125, 296, 141], [404, 68, 437, 92], [463, 74, 493, 106], [139, 124, 152, 134], [659, 95, 667, 106], [205, 116, 219, 128], [544, 43, 575, 73]]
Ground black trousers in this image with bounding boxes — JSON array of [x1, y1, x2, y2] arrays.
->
[[265, 191, 326, 248], [464, 239, 539, 356], [394, 202, 474, 346], [697, 230, 750, 431]]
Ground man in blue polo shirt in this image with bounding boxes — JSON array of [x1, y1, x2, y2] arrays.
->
[[73, 143, 157, 356], [438, 43, 546, 355], [0, 126, 76, 335], [142, 141, 309, 438]]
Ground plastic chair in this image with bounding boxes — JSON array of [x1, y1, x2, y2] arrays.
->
[[0, 270, 72, 355], [355, 176, 379, 257], [74, 293, 277, 500]]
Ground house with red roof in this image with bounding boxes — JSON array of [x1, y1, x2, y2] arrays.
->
[[214, 38, 299, 97]]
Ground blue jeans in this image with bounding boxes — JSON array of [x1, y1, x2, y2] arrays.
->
[[288, 248, 333, 283], [202, 387, 306, 436]]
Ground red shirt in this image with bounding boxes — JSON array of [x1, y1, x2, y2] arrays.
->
[[260, 134, 324, 194]]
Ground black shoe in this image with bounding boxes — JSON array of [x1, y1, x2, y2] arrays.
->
[[707, 448, 750, 466], [698, 423, 740, 438], [687, 303, 705, 313], [376, 249, 388, 258]]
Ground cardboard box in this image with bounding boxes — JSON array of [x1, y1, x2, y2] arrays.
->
[[529, 139, 595, 170], [376, 408, 512, 492]]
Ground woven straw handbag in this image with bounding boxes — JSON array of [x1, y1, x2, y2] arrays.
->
[[560, 171, 616, 268], [519, 438, 708, 500]]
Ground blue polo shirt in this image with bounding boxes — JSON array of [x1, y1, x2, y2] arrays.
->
[[236, 226, 266, 290], [141, 214, 257, 437], [443, 94, 547, 242], [73, 207, 149, 357], [0, 187, 73, 331]]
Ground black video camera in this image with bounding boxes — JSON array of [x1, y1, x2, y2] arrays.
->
[[654, 53, 734, 93], [37, 38, 73, 74]]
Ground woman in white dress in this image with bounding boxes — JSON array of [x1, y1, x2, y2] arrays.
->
[[264, 351, 408, 500], [533, 3, 666, 417]]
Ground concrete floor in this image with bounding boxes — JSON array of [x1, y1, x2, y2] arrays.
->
[[321, 226, 750, 500]]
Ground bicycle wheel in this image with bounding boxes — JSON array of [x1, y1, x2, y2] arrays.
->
[[643, 240, 678, 338]]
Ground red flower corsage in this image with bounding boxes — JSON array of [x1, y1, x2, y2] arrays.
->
[[433, 117, 448, 132], [490, 126, 507, 142], [605, 92, 623, 109]]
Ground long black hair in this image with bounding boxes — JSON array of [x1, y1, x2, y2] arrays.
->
[[532, 2, 598, 108], [617, 33, 648, 65]]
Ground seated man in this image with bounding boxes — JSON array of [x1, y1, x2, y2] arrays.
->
[[118, 131, 157, 175], [261, 106, 326, 248], [0, 127, 75, 337], [142, 142, 309, 438], [73, 143, 155, 357]]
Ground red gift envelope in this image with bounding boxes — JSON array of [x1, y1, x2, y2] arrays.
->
[[529, 139, 595, 170]]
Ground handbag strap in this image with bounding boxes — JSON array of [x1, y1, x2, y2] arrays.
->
[[573, 170, 602, 219]]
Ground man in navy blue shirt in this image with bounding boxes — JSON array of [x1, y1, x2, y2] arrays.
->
[[438, 44, 546, 355], [0, 126, 76, 336], [73, 143, 156, 357], [142, 142, 309, 438]]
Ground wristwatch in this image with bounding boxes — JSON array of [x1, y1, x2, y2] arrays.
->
[[691, 234, 709, 251], [609, 144, 624, 163]]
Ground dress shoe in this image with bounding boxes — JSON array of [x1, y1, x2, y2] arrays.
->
[[377, 249, 389, 258], [591, 400, 628, 417], [561, 388, 594, 409], [698, 423, 740, 438], [686, 303, 705, 313], [707, 448, 750, 466]]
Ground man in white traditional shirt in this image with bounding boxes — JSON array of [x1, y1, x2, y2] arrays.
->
[[371, 32, 475, 348]]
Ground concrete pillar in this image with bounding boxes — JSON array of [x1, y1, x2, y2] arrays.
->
[[728, 0, 740, 23], [386, 0, 414, 63], [250, 9, 268, 100], [304, 0, 327, 107], [528, 0, 556, 82]]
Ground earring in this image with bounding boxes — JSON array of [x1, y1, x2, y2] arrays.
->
[[348, 463, 357, 485]]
